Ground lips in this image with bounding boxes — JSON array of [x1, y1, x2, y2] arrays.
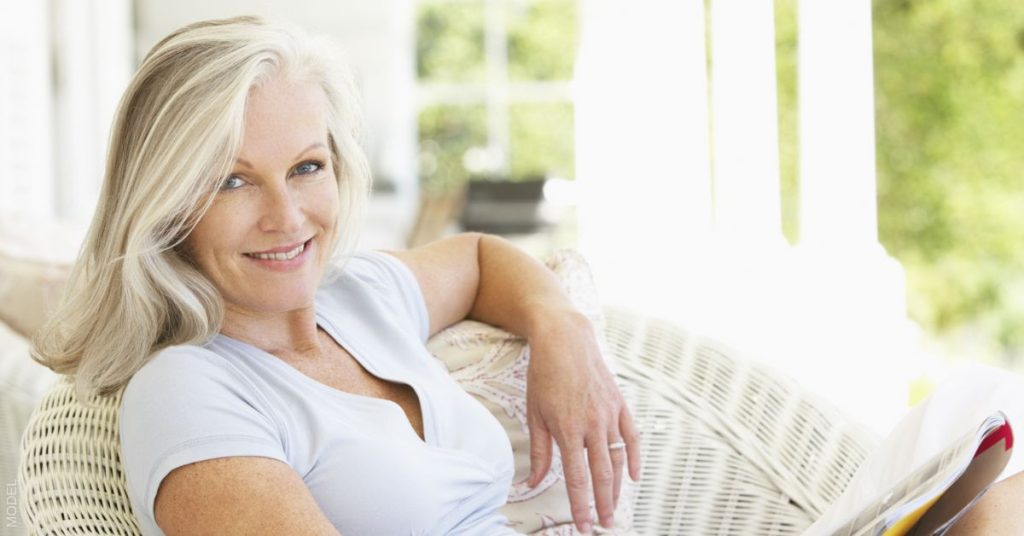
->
[[247, 239, 308, 254], [244, 238, 311, 261]]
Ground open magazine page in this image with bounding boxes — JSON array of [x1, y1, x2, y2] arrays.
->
[[911, 418, 1013, 534], [804, 412, 1012, 536]]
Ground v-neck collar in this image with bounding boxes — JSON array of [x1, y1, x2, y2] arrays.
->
[[212, 308, 436, 447]]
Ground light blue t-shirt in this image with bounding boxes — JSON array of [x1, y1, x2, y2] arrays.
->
[[119, 251, 517, 535]]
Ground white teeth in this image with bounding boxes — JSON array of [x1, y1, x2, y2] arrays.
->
[[248, 242, 305, 261]]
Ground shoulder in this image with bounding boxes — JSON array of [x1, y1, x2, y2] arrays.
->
[[319, 250, 429, 342], [120, 343, 273, 430], [327, 250, 417, 291], [123, 345, 239, 402], [118, 344, 292, 532], [131, 343, 228, 374]]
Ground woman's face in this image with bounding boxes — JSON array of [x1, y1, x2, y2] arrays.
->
[[185, 76, 339, 317]]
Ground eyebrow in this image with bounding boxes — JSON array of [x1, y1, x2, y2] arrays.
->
[[235, 142, 327, 168]]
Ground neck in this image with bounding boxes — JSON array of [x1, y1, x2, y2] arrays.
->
[[219, 303, 323, 362]]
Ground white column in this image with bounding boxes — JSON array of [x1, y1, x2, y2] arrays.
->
[[786, 0, 917, 434], [575, 0, 713, 312], [0, 1, 54, 223], [373, 0, 418, 202], [51, 0, 133, 224], [798, 0, 878, 247], [709, 0, 783, 244]]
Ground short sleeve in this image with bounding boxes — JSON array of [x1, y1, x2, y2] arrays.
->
[[341, 250, 431, 342], [119, 346, 288, 530]]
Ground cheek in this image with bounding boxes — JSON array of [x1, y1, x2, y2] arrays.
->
[[183, 229, 220, 277], [185, 203, 240, 271], [309, 178, 341, 224]]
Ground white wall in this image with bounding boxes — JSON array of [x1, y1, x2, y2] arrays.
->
[[0, 2, 55, 223]]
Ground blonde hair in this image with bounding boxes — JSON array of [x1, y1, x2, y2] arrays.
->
[[32, 15, 372, 404]]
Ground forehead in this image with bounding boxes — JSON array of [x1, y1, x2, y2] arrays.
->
[[239, 77, 329, 157]]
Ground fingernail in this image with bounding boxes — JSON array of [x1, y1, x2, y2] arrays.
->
[[579, 521, 592, 534]]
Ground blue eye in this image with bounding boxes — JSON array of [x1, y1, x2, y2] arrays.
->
[[295, 161, 323, 175], [220, 176, 246, 191]]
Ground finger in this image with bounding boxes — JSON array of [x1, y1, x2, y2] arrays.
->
[[610, 435, 626, 507], [560, 436, 594, 534], [620, 404, 642, 482], [527, 415, 554, 487], [586, 432, 616, 529]]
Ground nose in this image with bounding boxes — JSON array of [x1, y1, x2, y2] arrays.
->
[[258, 182, 304, 234]]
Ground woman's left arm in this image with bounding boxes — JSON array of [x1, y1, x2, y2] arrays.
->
[[386, 232, 640, 534]]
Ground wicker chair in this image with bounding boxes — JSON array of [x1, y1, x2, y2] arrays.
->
[[18, 306, 878, 535]]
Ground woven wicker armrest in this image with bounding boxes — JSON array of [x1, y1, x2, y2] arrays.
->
[[604, 306, 878, 535]]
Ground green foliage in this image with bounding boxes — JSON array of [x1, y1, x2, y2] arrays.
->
[[774, 0, 800, 244], [774, 0, 1024, 359], [417, 0, 1024, 361], [872, 0, 1024, 359], [507, 0, 578, 81], [417, 2, 485, 82], [418, 104, 487, 193], [416, 0, 577, 191], [509, 102, 574, 180]]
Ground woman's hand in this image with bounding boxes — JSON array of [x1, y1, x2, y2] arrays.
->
[[388, 234, 642, 533], [524, 309, 641, 534]]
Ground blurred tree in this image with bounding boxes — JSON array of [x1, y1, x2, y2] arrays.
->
[[776, 0, 1024, 362], [416, 0, 577, 191], [418, 0, 1024, 361], [417, 2, 485, 83], [873, 0, 1024, 361], [417, 104, 487, 193], [775, 0, 800, 244], [509, 102, 574, 180], [507, 0, 578, 81]]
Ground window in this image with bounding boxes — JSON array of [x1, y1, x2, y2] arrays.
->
[[415, 0, 578, 192]]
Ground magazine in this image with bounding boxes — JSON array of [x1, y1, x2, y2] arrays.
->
[[808, 411, 1013, 536]]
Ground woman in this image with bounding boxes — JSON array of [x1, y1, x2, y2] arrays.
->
[[32, 16, 639, 535]]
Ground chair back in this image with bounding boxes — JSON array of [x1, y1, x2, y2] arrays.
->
[[18, 377, 140, 535]]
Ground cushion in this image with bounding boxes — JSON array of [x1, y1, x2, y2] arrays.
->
[[426, 249, 636, 535], [0, 218, 81, 337]]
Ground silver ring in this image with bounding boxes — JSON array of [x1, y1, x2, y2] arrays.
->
[[608, 441, 626, 451]]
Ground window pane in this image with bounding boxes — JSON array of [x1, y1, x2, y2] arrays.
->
[[507, 0, 579, 81], [418, 105, 488, 191], [509, 102, 574, 180], [416, 2, 486, 83]]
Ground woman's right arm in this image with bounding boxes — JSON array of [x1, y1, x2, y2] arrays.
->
[[154, 456, 341, 535], [947, 469, 1024, 535]]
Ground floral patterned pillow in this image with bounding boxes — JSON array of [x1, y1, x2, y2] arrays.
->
[[425, 249, 636, 535]]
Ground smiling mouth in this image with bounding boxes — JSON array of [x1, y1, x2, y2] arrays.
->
[[244, 239, 310, 261]]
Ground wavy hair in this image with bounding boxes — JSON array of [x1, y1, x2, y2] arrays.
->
[[32, 16, 372, 403]]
